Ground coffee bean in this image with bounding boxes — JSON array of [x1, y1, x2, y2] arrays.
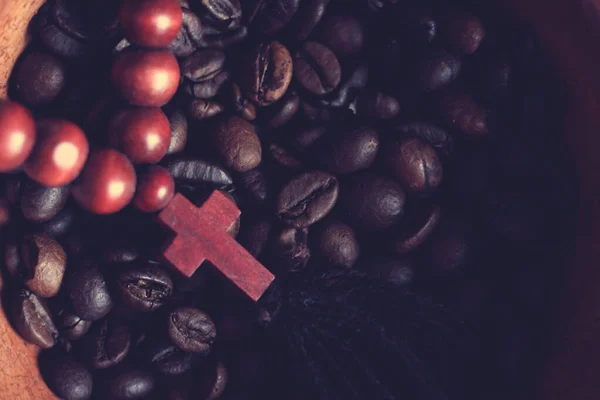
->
[[383, 137, 443, 195], [187, 98, 225, 120], [82, 318, 131, 369], [206, 360, 228, 400], [426, 214, 476, 275], [355, 90, 400, 120], [20, 179, 69, 223], [301, 100, 339, 121], [250, 0, 301, 35], [219, 82, 257, 121], [66, 261, 113, 321], [182, 49, 226, 83], [241, 41, 293, 107], [263, 91, 300, 128], [20, 233, 66, 298], [238, 216, 272, 258], [52, 0, 119, 42], [237, 168, 270, 205], [417, 49, 461, 93], [287, 0, 329, 40], [442, 11, 485, 55], [391, 202, 441, 254], [39, 207, 76, 237], [202, 0, 242, 27], [276, 171, 338, 228], [313, 219, 359, 268], [13, 51, 66, 105], [268, 226, 310, 272], [213, 115, 262, 172], [162, 156, 233, 189], [318, 15, 365, 56], [166, 108, 188, 155], [184, 70, 229, 99], [36, 11, 88, 58], [341, 172, 405, 232], [3, 239, 22, 280], [57, 308, 92, 340], [294, 42, 341, 95], [438, 90, 489, 137], [168, 307, 216, 353], [369, 257, 414, 288], [169, 8, 204, 57], [317, 125, 379, 174], [11, 288, 58, 348], [116, 261, 173, 312], [393, 122, 454, 158], [40, 349, 93, 400], [320, 63, 368, 108], [103, 364, 156, 399], [289, 124, 328, 153], [268, 143, 303, 170], [197, 25, 248, 49], [145, 339, 196, 375]]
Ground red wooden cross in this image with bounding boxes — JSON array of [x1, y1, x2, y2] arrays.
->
[[157, 191, 275, 302]]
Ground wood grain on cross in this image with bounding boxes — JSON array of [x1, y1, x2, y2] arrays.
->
[[157, 191, 275, 302]]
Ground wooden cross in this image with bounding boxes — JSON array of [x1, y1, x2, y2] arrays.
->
[[157, 191, 275, 302]]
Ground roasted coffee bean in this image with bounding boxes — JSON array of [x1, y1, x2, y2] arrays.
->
[[103, 364, 156, 399], [263, 92, 300, 128], [317, 125, 379, 174], [219, 82, 257, 121], [145, 339, 196, 375], [341, 172, 405, 232], [320, 63, 368, 108], [13, 51, 66, 105], [66, 261, 113, 321], [241, 41, 293, 107], [268, 226, 310, 271], [417, 49, 461, 93], [290, 124, 328, 152], [166, 108, 188, 155], [162, 156, 233, 189], [237, 168, 269, 205], [213, 115, 262, 172], [393, 122, 454, 158], [82, 318, 131, 369], [383, 137, 443, 195], [287, 0, 329, 40], [103, 243, 142, 264], [250, 0, 301, 35], [294, 42, 341, 96], [11, 288, 58, 348], [197, 25, 248, 49], [57, 308, 92, 341], [355, 90, 400, 120], [313, 219, 359, 268], [53, 0, 120, 41], [276, 171, 338, 228], [438, 90, 489, 137], [301, 100, 339, 121], [442, 11, 485, 55], [318, 15, 365, 56], [168, 307, 216, 353], [182, 49, 226, 83], [187, 98, 225, 120], [205, 361, 228, 400], [40, 349, 93, 400], [39, 207, 76, 237], [426, 214, 476, 275], [116, 261, 173, 312], [184, 70, 229, 98], [369, 257, 414, 288], [202, 0, 242, 27], [36, 11, 88, 58], [20, 233, 66, 298], [238, 216, 272, 258], [391, 202, 441, 254], [168, 8, 204, 57], [20, 179, 69, 223], [268, 143, 303, 170]]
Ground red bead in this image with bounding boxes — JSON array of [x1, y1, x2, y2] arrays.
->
[[120, 0, 182, 48], [109, 107, 171, 164], [112, 50, 180, 107], [24, 119, 89, 187], [134, 165, 175, 212], [72, 149, 137, 214], [0, 101, 36, 172]]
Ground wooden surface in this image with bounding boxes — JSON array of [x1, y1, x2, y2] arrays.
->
[[158, 192, 275, 302], [1, 0, 600, 399]]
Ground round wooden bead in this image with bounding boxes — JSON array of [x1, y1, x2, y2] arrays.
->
[[111, 50, 180, 107], [134, 166, 175, 212], [109, 107, 171, 164], [24, 119, 89, 187], [72, 149, 137, 214], [120, 0, 182, 48], [0, 101, 36, 172]]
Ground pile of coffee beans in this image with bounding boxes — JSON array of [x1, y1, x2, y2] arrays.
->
[[0, 0, 576, 398]]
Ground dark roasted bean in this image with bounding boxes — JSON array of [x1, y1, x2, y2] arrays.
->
[[313, 219, 359, 268], [294, 42, 341, 96], [20, 179, 69, 222], [320, 63, 368, 108], [40, 349, 93, 400], [393, 122, 454, 158], [355, 90, 400, 120], [417, 49, 461, 93], [162, 156, 233, 189], [65, 261, 113, 321], [166, 108, 188, 155], [237, 168, 269, 205], [263, 92, 300, 128], [438, 90, 489, 137], [268, 226, 311, 272], [57, 308, 92, 341], [11, 288, 58, 348], [82, 318, 131, 369], [213, 116, 262, 172], [318, 15, 365, 56], [391, 202, 441, 254], [249, 0, 301, 35], [116, 261, 173, 312], [287, 0, 329, 40], [317, 125, 379, 174], [168, 307, 216, 353], [187, 98, 225, 120]]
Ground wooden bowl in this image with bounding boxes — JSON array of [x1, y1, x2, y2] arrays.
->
[[1, 1, 600, 399]]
